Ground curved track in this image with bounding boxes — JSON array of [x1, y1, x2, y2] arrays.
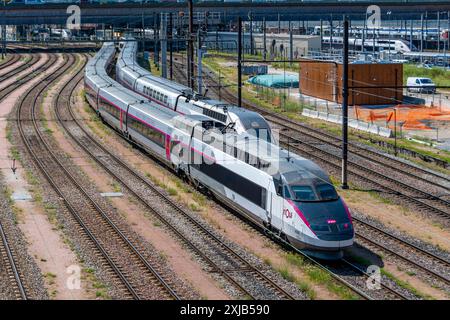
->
[[16, 53, 180, 300], [0, 54, 20, 72], [0, 54, 51, 102]]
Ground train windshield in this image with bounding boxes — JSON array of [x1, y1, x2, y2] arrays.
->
[[289, 184, 338, 202]]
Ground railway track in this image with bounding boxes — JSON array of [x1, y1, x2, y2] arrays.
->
[[170, 58, 448, 299], [0, 221, 27, 300], [353, 217, 450, 287], [57, 54, 298, 300], [0, 54, 53, 103], [0, 54, 20, 72], [176, 59, 450, 221], [0, 54, 39, 84], [16, 53, 181, 300]]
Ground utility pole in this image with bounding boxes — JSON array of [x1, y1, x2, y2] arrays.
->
[[438, 11, 441, 52], [2, 0, 6, 59], [447, 11, 450, 58], [341, 19, 349, 190], [169, 12, 173, 80], [425, 11, 428, 51], [141, 9, 145, 56], [263, 17, 267, 60], [161, 14, 167, 79], [278, 13, 281, 34], [188, 0, 194, 89], [197, 29, 203, 94], [154, 13, 159, 68], [249, 11, 254, 56], [238, 16, 242, 108], [421, 13, 424, 56], [410, 19, 413, 53], [320, 19, 323, 52], [330, 16, 333, 51], [362, 13, 366, 53], [289, 21, 293, 67]]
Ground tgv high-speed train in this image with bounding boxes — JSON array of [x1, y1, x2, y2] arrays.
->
[[85, 42, 354, 260], [322, 36, 414, 53], [115, 38, 274, 143]]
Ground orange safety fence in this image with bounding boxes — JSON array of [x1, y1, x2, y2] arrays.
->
[[354, 104, 450, 131]]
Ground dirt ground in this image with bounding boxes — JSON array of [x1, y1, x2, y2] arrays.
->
[[0, 54, 94, 300]]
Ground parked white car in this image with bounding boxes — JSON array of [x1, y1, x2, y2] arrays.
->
[[407, 77, 436, 94]]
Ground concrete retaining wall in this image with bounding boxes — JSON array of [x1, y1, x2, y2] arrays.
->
[[302, 109, 393, 138]]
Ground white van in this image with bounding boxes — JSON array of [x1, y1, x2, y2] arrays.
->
[[407, 77, 436, 94]]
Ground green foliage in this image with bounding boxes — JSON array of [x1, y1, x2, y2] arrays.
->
[[403, 64, 450, 87]]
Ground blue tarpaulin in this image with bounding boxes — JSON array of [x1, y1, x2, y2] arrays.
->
[[247, 74, 299, 88]]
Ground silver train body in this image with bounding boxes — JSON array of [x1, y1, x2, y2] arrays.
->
[[85, 43, 354, 260], [115, 38, 274, 143]]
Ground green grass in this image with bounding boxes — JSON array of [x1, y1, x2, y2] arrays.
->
[[381, 269, 433, 300], [167, 187, 178, 196], [403, 64, 450, 87], [44, 272, 57, 285], [110, 181, 122, 193], [284, 252, 360, 300], [189, 202, 201, 212]]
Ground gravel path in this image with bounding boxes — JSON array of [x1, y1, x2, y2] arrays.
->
[[0, 175, 48, 300]]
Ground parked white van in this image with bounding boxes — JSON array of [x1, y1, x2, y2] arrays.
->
[[407, 77, 436, 94]]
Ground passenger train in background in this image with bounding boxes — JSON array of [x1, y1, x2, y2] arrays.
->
[[84, 42, 354, 260], [116, 38, 275, 143], [322, 36, 415, 53]]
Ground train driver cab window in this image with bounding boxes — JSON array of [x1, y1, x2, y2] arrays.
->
[[290, 186, 316, 201], [316, 184, 338, 201]]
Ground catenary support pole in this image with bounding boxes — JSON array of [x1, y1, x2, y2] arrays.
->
[[341, 19, 349, 190], [238, 16, 242, 108], [188, 0, 195, 89]]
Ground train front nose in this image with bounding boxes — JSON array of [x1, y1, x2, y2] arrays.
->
[[295, 199, 354, 241]]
